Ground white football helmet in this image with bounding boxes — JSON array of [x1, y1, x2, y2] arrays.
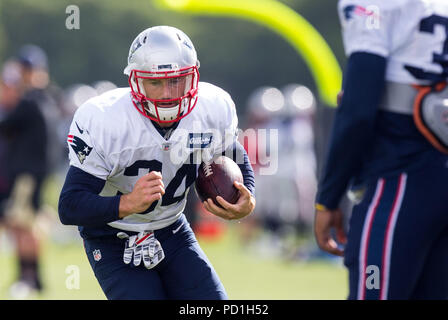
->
[[124, 26, 200, 123]]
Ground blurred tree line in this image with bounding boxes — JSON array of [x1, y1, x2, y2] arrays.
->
[[0, 0, 345, 122]]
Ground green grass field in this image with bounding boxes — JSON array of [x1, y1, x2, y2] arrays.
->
[[0, 224, 348, 300]]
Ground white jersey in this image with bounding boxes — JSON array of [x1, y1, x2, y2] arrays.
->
[[67, 82, 238, 232], [338, 0, 448, 84]]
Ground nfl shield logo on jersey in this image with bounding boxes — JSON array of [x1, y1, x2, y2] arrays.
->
[[93, 249, 102, 261], [162, 142, 172, 151]]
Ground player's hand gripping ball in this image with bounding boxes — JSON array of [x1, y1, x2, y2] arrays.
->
[[195, 156, 243, 208]]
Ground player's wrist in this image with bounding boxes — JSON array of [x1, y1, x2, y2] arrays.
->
[[118, 194, 134, 218], [237, 195, 255, 219], [248, 195, 256, 212]]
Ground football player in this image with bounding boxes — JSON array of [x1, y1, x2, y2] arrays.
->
[[0, 58, 49, 298], [58, 26, 256, 300], [315, 0, 448, 299]]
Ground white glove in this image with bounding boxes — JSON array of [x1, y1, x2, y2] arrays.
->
[[117, 231, 165, 269]]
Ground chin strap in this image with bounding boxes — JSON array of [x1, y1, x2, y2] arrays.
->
[[188, 88, 198, 97], [130, 88, 145, 103]]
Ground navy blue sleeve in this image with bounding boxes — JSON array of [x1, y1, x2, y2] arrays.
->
[[58, 166, 121, 226], [222, 141, 255, 197], [316, 52, 387, 209]]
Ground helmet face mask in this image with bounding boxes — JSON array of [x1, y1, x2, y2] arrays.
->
[[124, 26, 200, 123], [129, 66, 199, 123]]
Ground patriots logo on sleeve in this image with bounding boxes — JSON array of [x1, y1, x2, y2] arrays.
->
[[343, 5, 373, 20], [67, 135, 93, 164]]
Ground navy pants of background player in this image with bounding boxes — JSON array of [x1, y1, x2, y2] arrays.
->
[[344, 152, 448, 300], [83, 214, 227, 299]]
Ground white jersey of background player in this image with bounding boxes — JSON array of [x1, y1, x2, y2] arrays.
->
[[314, 0, 448, 299], [67, 32, 237, 233], [339, 0, 448, 85]]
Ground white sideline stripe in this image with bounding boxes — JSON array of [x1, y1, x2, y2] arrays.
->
[[380, 173, 407, 300], [358, 178, 385, 300]]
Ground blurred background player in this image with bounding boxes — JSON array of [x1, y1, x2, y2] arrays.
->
[[17, 45, 66, 176], [240, 87, 283, 255], [280, 84, 317, 233], [0, 44, 64, 298], [0, 56, 48, 298], [315, 0, 448, 299], [0, 62, 20, 225], [241, 84, 318, 259]]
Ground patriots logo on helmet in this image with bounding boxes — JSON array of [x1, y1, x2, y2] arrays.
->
[[128, 35, 147, 61], [183, 40, 193, 50], [67, 134, 92, 164]]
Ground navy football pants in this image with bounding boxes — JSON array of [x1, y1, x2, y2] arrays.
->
[[83, 214, 227, 300], [345, 155, 448, 299]]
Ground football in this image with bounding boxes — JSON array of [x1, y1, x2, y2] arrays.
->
[[195, 156, 244, 208]]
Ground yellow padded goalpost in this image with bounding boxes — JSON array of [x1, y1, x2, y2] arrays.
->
[[154, 0, 342, 107]]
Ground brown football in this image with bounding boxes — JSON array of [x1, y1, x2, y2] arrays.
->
[[195, 156, 243, 208]]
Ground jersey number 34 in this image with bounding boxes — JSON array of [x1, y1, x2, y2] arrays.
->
[[119, 160, 197, 214]]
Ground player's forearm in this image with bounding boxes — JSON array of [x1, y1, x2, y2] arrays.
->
[[316, 52, 387, 209], [59, 190, 120, 226], [223, 141, 256, 196], [238, 149, 255, 197], [58, 166, 121, 226], [317, 119, 372, 209]]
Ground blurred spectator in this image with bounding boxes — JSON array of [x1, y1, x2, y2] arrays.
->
[[17, 44, 67, 175], [0, 60, 23, 221], [0, 57, 48, 297], [239, 86, 285, 255], [240, 85, 318, 259], [280, 84, 317, 230]]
